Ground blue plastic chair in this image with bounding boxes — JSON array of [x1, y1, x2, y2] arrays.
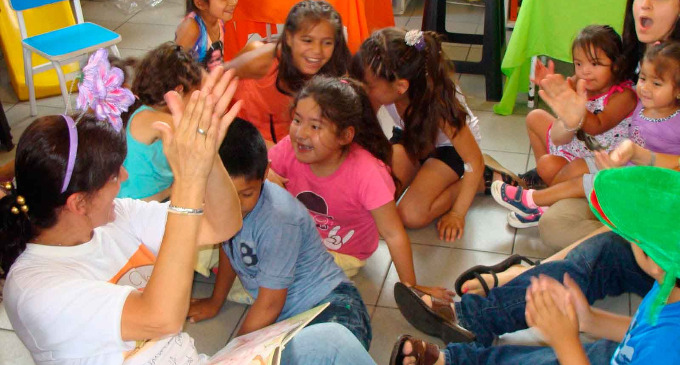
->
[[9, 0, 122, 116]]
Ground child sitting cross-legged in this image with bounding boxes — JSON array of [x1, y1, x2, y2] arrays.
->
[[187, 119, 372, 349], [390, 166, 680, 365]]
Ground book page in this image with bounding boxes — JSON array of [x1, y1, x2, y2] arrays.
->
[[208, 303, 329, 365]]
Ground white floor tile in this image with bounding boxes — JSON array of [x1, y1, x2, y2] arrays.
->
[[184, 281, 248, 356], [116, 23, 177, 50], [377, 244, 511, 308], [476, 110, 531, 154], [127, 0, 185, 25], [354, 241, 393, 306]]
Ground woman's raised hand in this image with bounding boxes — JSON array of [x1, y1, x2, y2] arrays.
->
[[153, 67, 242, 183], [538, 74, 588, 130]]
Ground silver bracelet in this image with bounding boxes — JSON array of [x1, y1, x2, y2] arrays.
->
[[562, 117, 584, 132], [168, 204, 204, 216], [649, 151, 656, 166]]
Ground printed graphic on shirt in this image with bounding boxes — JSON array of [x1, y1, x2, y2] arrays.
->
[[237, 241, 259, 267], [108, 244, 156, 290], [296, 191, 355, 251]]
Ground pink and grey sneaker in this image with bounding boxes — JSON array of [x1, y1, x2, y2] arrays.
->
[[507, 210, 543, 228], [490, 181, 542, 216]]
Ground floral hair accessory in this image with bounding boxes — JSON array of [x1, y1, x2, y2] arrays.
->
[[405, 30, 426, 51], [76, 48, 135, 131]]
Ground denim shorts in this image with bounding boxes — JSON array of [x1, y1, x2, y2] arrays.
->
[[309, 282, 372, 350]]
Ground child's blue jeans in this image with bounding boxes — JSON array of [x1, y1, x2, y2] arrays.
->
[[308, 281, 372, 350], [442, 231, 653, 364], [282, 322, 376, 365]]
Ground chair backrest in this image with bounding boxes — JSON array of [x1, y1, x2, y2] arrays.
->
[[9, 0, 66, 11]]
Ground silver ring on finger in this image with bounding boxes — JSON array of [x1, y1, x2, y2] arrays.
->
[[197, 127, 207, 136]]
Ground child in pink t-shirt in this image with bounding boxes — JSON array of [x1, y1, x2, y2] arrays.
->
[[269, 76, 453, 301]]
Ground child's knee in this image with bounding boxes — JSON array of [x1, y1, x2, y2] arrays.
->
[[537, 155, 567, 185], [526, 109, 552, 131], [397, 202, 429, 228]]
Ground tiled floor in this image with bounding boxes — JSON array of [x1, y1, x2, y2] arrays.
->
[[0, 0, 638, 364]]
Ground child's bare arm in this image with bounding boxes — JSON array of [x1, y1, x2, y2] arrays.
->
[[175, 18, 200, 53], [224, 42, 276, 79], [439, 124, 484, 241], [372, 201, 455, 301], [188, 248, 237, 322], [581, 89, 637, 136], [237, 287, 287, 335]]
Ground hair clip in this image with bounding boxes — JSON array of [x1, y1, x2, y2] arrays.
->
[[11, 195, 28, 215], [76, 49, 135, 132], [405, 30, 426, 51]]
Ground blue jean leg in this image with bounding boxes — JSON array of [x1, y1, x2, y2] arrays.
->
[[281, 323, 377, 365], [308, 282, 372, 350], [443, 339, 618, 365], [455, 232, 653, 346]]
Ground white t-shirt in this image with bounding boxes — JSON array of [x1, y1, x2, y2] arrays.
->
[[384, 86, 482, 147], [3, 198, 207, 365]]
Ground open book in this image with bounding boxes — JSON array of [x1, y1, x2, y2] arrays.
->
[[208, 302, 329, 365]]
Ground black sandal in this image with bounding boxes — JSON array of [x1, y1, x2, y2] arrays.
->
[[454, 254, 538, 296], [482, 154, 526, 195]]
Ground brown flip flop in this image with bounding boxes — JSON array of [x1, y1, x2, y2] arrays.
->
[[389, 335, 441, 365]]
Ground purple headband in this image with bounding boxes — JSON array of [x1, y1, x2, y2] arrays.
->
[[61, 115, 78, 193]]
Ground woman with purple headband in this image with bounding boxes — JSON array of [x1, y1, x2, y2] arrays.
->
[[0, 51, 376, 364]]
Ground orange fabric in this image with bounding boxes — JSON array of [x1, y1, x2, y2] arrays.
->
[[107, 244, 156, 285], [229, 0, 394, 53], [233, 59, 293, 142], [223, 20, 280, 60]]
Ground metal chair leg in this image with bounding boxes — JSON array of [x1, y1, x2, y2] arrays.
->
[[23, 48, 37, 116], [52, 60, 70, 113]]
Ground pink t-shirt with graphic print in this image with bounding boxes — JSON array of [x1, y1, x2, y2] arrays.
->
[[269, 136, 395, 260]]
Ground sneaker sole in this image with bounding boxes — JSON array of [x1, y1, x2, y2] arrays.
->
[[507, 211, 539, 228], [490, 181, 538, 217]]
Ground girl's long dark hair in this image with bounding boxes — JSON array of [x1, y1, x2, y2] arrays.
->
[[573, 25, 627, 84], [621, 0, 680, 81], [0, 114, 126, 277], [353, 27, 467, 160], [292, 76, 398, 187], [275, 0, 351, 95], [123, 42, 203, 126]]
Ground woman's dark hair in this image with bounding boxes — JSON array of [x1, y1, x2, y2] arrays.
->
[[292, 76, 397, 187], [124, 42, 203, 126], [621, 0, 680, 81], [642, 41, 680, 95], [275, 0, 351, 95], [0, 114, 126, 277], [353, 27, 468, 160], [572, 25, 628, 84]]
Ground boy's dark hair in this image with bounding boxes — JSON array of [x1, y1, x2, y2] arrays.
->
[[275, 0, 351, 95], [219, 118, 269, 181], [572, 25, 627, 84], [124, 42, 203, 127], [353, 27, 468, 160]]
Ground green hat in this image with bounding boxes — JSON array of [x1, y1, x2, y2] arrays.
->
[[589, 166, 680, 324]]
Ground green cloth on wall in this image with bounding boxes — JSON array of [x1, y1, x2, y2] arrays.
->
[[493, 0, 627, 115]]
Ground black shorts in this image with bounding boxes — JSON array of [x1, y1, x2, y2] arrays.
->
[[390, 127, 465, 177]]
